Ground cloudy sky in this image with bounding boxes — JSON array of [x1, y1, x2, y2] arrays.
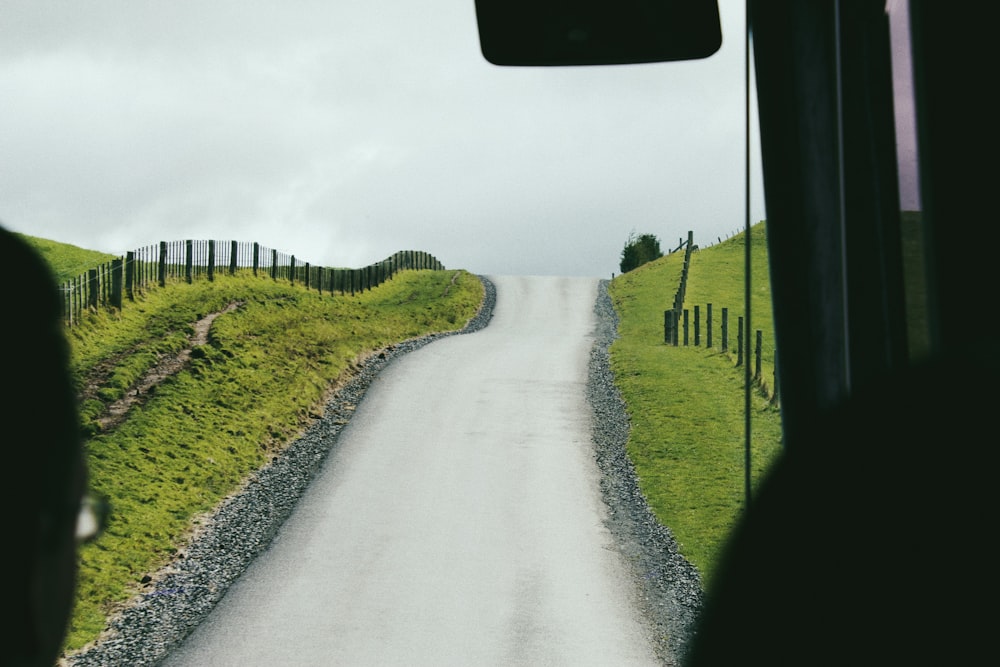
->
[[1, 1, 765, 277]]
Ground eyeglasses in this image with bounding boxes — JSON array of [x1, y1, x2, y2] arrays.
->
[[75, 494, 110, 544]]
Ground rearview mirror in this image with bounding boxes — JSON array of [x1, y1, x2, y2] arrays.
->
[[474, 0, 722, 66]]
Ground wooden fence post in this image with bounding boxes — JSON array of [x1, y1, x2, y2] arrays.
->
[[88, 269, 99, 310], [111, 258, 123, 310], [707, 303, 713, 348], [158, 241, 167, 288], [230, 241, 238, 275], [664, 310, 673, 345], [694, 305, 701, 346], [755, 330, 763, 381], [722, 307, 729, 352], [737, 316, 744, 366], [683, 309, 690, 346], [207, 240, 215, 281], [185, 240, 193, 284], [773, 354, 780, 404], [271, 249, 278, 280], [125, 251, 135, 301], [253, 242, 260, 277]]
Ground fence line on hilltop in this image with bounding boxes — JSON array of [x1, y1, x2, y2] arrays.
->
[[59, 240, 444, 327], [659, 230, 779, 404]]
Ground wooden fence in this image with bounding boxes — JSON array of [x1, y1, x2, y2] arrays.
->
[[59, 240, 444, 326], [662, 231, 778, 402]]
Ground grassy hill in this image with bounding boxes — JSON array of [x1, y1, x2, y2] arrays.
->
[[13, 232, 118, 284], [23, 229, 787, 651], [608, 222, 784, 591], [22, 235, 485, 654]]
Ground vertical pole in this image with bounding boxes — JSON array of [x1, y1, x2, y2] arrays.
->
[[158, 241, 167, 288], [186, 240, 193, 284], [683, 309, 690, 346], [722, 308, 729, 352], [755, 330, 763, 381], [111, 258, 123, 310], [88, 269, 99, 310], [125, 251, 135, 301], [707, 303, 713, 348], [737, 316, 744, 366], [230, 240, 238, 275], [694, 305, 701, 346], [207, 240, 215, 282]]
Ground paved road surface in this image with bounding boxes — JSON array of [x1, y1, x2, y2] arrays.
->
[[162, 275, 660, 666]]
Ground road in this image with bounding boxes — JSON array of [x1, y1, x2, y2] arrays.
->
[[161, 275, 660, 666]]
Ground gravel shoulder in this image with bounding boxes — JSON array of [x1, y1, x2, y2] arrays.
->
[[588, 280, 703, 664], [63, 276, 703, 667]]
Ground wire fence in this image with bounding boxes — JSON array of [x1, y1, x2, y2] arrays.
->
[[662, 231, 778, 403], [59, 240, 444, 327]]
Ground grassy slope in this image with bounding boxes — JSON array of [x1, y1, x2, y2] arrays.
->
[[13, 232, 118, 284], [19, 235, 485, 653], [608, 222, 783, 591], [66, 270, 483, 651]]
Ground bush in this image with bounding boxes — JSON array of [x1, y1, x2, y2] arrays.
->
[[620, 232, 663, 273]]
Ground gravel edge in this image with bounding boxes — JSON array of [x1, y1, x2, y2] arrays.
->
[[64, 277, 498, 667], [65, 276, 703, 667], [587, 279, 703, 665]]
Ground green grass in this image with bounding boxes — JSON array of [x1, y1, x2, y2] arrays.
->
[[608, 222, 783, 591], [58, 267, 484, 653], [22, 226, 790, 650], [685, 222, 777, 398], [13, 232, 118, 284]]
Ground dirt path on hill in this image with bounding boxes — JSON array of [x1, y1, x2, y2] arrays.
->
[[80, 302, 242, 433]]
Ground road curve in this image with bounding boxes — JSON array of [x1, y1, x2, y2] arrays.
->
[[162, 275, 660, 666]]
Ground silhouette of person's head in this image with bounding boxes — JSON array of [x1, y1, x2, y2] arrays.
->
[[1, 226, 87, 666]]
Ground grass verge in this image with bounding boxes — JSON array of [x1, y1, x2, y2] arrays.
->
[[608, 223, 783, 591], [65, 269, 483, 653]]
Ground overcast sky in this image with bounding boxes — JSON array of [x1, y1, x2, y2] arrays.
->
[[1, 1, 766, 277]]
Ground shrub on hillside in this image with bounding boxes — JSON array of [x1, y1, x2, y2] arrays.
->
[[620, 232, 663, 273]]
